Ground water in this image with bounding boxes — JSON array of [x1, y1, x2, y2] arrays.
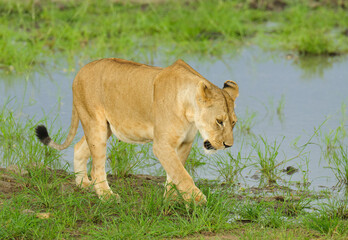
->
[[1, 47, 347, 191]]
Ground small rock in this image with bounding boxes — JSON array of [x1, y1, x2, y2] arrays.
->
[[282, 166, 298, 175], [285, 54, 296, 60], [22, 209, 51, 219], [22, 209, 35, 214], [36, 212, 51, 219], [264, 196, 285, 202], [291, 196, 301, 201], [273, 195, 285, 202], [251, 174, 260, 180]]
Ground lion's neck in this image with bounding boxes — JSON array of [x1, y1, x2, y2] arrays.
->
[[178, 82, 200, 124]]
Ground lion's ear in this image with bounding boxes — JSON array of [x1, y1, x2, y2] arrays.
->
[[197, 81, 213, 105], [223, 80, 239, 101]]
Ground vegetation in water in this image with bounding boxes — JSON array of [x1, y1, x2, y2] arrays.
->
[[0, 102, 65, 169], [252, 137, 284, 186], [317, 104, 348, 186], [209, 145, 249, 184]]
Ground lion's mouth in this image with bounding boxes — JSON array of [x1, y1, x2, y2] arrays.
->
[[203, 140, 216, 150]]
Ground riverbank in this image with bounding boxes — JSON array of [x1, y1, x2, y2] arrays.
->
[[1, 0, 348, 73], [0, 105, 347, 239], [1, 165, 347, 239]]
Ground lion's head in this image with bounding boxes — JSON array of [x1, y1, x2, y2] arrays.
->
[[194, 80, 239, 153]]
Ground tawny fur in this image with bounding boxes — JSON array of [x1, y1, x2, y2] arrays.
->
[[35, 58, 239, 204]]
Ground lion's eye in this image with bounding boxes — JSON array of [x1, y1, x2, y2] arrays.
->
[[216, 119, 223, 126]]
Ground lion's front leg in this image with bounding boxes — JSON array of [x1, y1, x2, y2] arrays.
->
[[164, 141, 192, 198], [153, 141, 206, 205]]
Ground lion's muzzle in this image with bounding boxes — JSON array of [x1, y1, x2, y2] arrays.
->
[[203, 140, 216, 150], [223, 142, 232, 148]]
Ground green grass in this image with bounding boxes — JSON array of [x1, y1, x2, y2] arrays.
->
[[319, 104, 348, 186], [0, 102, 65, 169], [0, 166, 236, 239], [276, 94, 285, 121], [185, 140, 208, 178], [209, 146, 249, 184], [271, 4, 348, 56], [303, 210, 348, 236], [235, 108, 258, 137], [107, 137, 156, 178], [2, 163, 348, 239], [1, 0, 348, 73], [1, 101, 348, 238], [325, 146, 348, 186], [252, 137, 284, 186]]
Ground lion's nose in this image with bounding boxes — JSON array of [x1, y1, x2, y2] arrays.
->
[[223, 142, 232, 148]]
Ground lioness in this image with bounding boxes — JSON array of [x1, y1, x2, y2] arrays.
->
[[35, 58, 239, 204]]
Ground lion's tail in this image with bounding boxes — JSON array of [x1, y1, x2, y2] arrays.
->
[[35, 105, 79, 150]]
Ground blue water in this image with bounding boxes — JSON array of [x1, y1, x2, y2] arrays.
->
[[1, 47, 347, 190]]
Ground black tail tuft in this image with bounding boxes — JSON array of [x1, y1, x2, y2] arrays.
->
[[35, 125, 51, 145]]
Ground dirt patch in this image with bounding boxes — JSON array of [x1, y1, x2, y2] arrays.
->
[[0, 168, 26, 198], [343, 29, 348, 37], [0, 166, 166, 200], [248, 0, 287, 11], [111, 173, 166, 184], [173, 231, 240, 240], [0, 166, 306, 205], [0, 166, 327, 210], [308, 0, 348, 9]]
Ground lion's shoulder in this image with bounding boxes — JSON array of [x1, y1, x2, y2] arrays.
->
[[168, 59, 205, 79]]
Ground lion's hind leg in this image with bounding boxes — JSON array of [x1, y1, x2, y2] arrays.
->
[[74, 135, 92, 188], [82, 119, 119, 200]]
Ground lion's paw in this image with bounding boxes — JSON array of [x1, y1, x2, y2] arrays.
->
[[182, 186, 207, 206], [75, 178, 92, 188], [98, 190, 121, 203]]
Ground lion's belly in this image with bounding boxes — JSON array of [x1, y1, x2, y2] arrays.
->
[[108, 122, 153, 144]]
